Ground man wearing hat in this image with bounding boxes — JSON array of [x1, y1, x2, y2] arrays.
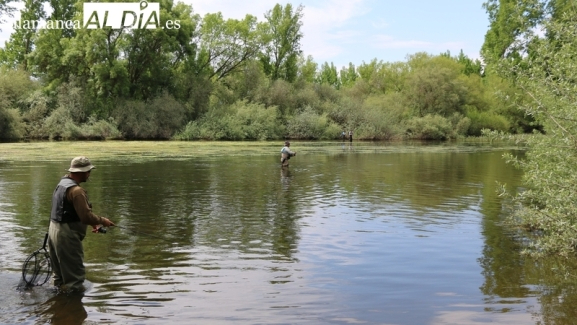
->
[[48, 156, 115, 292], [280, 141, 296, 167]]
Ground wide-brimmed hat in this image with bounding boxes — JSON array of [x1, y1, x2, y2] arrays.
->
[[67, 156, 96, 173]]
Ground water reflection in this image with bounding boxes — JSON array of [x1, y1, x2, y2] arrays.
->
[[2, 144, 574, 324], [40, 292, 87, 325]]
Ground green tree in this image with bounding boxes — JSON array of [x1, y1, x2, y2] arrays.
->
[[296, 54, 317, 84], [0, 0, 45, 70], [196, 12, 264, 81], [0, 67, 36, 139], [441, 50, 483, 76], [357, 59, 379, 81], [339, 63, 357, 87], [26, 0, 77, 81], [495, 8, 577, 256], [404, 58, 467, 118], [546, 0, 575, 23], [48, 0, 76, 37], [316, 62, 340, 89], [260, 3, 304, 82], [28, 29, 69, 88], [481, 0, 544, 63]]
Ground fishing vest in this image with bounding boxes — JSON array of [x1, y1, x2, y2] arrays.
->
[[50, 177, 82, 223]]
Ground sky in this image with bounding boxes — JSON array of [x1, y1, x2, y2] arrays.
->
[[0, 0, 490, 69]]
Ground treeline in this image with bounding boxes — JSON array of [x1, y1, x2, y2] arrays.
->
[[0, 1, 537, 141]]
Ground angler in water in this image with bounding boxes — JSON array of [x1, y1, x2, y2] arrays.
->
[[48, 156, 115, 293], [280, 141, 296, 167]]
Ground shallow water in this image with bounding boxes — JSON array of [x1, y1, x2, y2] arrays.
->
[[1, 142, 576, 324]]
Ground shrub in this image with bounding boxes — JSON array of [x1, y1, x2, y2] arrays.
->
[[405, 114, 453, 140], [113, 93, 186, 139], [257, 79, 296, 116], [286, 106, 338, 140], [21, 90, 52, 139], [356, 93, 408, 140], [43, 106, 77, 139], [175, 100, 283, 140], [0, 107, 24, 140], [466, 108, 510, 136], [232, 100, 283, 140], [83, 116, 122, 139], [0, 68, 38, 139], [404, 65, 467, 118]]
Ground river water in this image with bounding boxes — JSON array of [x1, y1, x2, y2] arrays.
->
[[0, 141, 576, 325]]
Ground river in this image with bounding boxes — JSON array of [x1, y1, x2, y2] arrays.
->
[[0, 141, 575, 324]]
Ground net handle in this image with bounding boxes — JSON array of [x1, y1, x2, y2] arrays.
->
[[42, 232, 48, 250]]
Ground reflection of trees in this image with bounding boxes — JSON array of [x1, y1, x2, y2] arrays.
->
[[476, 151, 531, 303], [477, 150, 577, 323], [531, 258, 577, 324]]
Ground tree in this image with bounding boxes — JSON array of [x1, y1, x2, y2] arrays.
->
[[495, 8, 577, 256], [27, 0, 77, 84], [196, 12, 264, 81], [260, 3, 304, 82], [405, 63, 467, 118], [48, 0, 76, 37], [296, 54, 317, 83], [316, 62, 340, 89], [339, 63, 357, 87], [357, 59, 379, 81], [441, 50, 483, 76], [0, 67, 36, 139], [546, 0, 575, 23], [481, 0, 544, 64], [0, 0, 45, 70]]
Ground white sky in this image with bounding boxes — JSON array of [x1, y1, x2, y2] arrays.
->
[[0, 0, 490, 68]]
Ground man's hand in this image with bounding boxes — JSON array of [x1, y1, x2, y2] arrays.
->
[[101, 217, 115, 227]]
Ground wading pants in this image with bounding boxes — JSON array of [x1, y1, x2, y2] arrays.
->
[[48, 221, 86, 292]]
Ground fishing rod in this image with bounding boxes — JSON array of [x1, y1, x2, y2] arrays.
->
[[96, 225, 166, 240]]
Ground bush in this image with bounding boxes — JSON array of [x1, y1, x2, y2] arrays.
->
[[405, 114, 453, 140], [43, 106, 77, 139], [21, 90, 52, 139], [404, 65, 467, 118], [232, 100, 283, 140], [0, 68, 38, 139], [83, 116, 122, 139], [293, 84, 320, 112], [113, 93, 186, 139], [286, 106, 339, 140], [175, 100, 283, 140], [0, 107, 24, 139], [257, 79, 296, 116], [355, 93, 407, 140], [466, 107, 510, 136]]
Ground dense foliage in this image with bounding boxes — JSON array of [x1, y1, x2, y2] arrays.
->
[[0, 1, 538, 141], [483, 0, 577, 256]]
